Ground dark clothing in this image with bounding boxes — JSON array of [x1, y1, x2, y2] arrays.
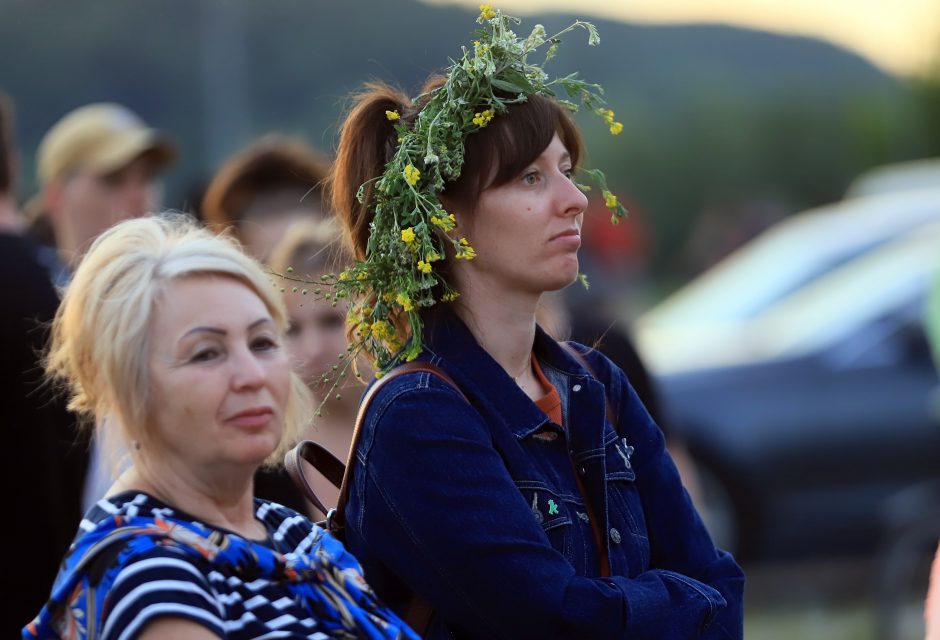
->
[[345, 305, 744, 639], [254, 466, 309, 514], [0, 233, 86, 636]]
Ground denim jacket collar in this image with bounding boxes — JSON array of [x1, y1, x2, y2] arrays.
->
[[421, 305, 596, 440]]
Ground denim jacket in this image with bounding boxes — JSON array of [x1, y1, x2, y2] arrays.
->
[[345, 306, 744, 639]]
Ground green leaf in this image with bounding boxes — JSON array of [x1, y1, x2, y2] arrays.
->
[[491, 78, 525, 94]]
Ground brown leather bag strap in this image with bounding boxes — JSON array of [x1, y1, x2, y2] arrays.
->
[[283, 360, 463, 637], [284, 361, 466, 526], [284, 440, 346, 518], [332, 361, 466, 537]]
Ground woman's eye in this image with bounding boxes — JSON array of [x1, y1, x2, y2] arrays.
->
[[522, 171, 539, 186], [191, 348, 219, 363], [251, 336, 279, 351], [563, 167, 575, 180]]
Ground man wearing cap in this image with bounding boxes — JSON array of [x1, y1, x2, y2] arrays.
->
[[27, 102, 175, 278]]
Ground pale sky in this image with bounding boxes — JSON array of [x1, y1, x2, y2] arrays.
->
[[426, 0, 940, 77]]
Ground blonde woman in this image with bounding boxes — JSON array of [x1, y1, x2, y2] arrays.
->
[[24, 215, 416, 640]]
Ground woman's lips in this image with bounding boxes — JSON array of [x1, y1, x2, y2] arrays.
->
[[226, 406, 274, 428], [550, 229, 581, 248]]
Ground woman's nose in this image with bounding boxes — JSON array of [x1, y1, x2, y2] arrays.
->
[[231, 348, 268, 390], [559, 173, 588, 217]]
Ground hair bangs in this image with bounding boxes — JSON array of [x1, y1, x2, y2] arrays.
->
[[446, 94, 583, 208]]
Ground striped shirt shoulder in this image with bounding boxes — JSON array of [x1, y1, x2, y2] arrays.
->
[[85, 492, 325, 640]]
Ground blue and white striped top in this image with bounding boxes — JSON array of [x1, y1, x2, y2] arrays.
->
[[24, 491, 417, 640]]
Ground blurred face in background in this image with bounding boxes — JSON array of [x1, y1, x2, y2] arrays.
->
[[283, 288, 349, 394], [50, 154, 162, 261], [239, 206, 317, 264]]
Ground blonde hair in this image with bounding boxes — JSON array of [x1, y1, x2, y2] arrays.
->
[[46, 214, 312, 468], [267, 217, 345, 278]]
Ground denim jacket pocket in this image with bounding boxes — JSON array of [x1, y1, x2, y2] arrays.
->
[[514, 481, 575, 563]]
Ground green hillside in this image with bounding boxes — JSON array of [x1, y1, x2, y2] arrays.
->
[[0, 0, 933, 278]]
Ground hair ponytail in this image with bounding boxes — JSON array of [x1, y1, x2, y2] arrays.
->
[[328, 83, 411, 261]]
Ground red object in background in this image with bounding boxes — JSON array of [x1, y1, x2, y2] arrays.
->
[[581, 193, 649, 273]]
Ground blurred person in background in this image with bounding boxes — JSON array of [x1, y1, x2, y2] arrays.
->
[[0, 96, 85, 637], [200, 136, 335, 512], [201, 134, 331, 262], [269, 218, 361, 515], [25, 215, 416, 640], [26, 102, 176, 282], [24, 102, 178, 519]]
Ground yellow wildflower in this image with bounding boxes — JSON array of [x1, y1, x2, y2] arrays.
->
[[385, 110, 400, 121], [472, 108, 495, 128], [396, 293, 414, 312], [417, 260, 432, 274], [401, 227, 416, 244], [479, 4, 496, 20], [601, 108, 615, 124], [442, 291, 461, 302], [427, 250, 441, 262], [456, 238, 477, 260], [404, 164, 421, 186], [357, 322, 372, 337], [338, 271, 351, 281], [356, 270, 368, 281], [603, 190, 618, 210], [371, 320, 393, 340], [430, 213, 456, 231], [382, 293, 395, 303], [609, 121, 623, 136]]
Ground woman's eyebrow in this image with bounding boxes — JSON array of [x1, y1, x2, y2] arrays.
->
[[181, 317, 272, 340]]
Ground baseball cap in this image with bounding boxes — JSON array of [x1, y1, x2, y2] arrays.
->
[[36, 102, 176, 186]]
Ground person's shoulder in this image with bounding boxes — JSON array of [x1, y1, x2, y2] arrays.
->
[[254, 497, 319, 550], [561, 339, 620, 382], [367, 357, 468, 409], [80, 491, 169, 530], [102, 544, 224, 640]]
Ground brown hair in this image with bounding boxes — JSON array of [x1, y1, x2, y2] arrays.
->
[[0, 95, 14, 195], [328, 77, 584, 262], [202, 134, 331, 236]]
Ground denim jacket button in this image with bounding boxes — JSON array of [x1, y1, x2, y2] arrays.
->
[[578, 465, 586, 476], [609, 528, 622, 544], [572, 384, 582, 392]]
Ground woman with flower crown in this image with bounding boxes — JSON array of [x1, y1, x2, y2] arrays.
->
[[324, 7, 744, 639]]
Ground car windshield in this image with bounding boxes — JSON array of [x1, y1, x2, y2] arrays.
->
[[642, 188, 940, 328]]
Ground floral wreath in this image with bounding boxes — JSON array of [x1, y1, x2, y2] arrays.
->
[[279, 5, 626, 392]]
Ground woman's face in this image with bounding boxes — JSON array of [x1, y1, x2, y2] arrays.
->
[[283, 290, 349, 393], [458, 133, 589, 295], [146, 275, 291, 472]]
